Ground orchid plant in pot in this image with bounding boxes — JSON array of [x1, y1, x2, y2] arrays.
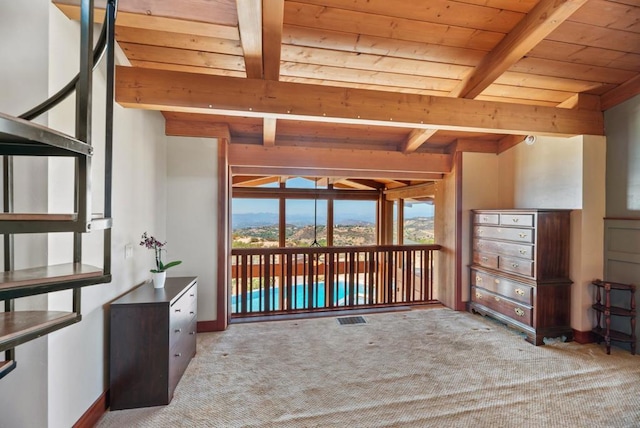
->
[[140, 232, 182, 288]]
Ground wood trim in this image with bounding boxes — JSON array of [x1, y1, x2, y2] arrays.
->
[[454, 152, 465, 311], [73, 389, 108, 428], [604, 217, 640, 221], [573, 329, 595, 344], [197, 320, 224, 332], [216, 137, 230, 331], [232, 166, 444, 182]]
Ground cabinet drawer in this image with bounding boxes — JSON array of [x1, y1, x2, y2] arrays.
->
[[500, 214, 534, 227], [499, 256, 534, 277], [473, 252, 498, 269], [472, 286, 532, 326], [471, 269, 532, 305], [474, 213, 499, 225], [473, 239, 533, 260], [474, 226, 534, 243], [169, 318, 197, 395]]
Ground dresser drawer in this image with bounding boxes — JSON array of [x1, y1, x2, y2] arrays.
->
[[473, 252, 498, 269], [500, 213, 534, 227], [472, 286, 532, 326], [474, 213, 499, 225], [473, 239, 533, 260], [499, 256, 534, 277], [474, 226, 534, 243], [471, 269, 533, 305], [169, 317, 197, 395]]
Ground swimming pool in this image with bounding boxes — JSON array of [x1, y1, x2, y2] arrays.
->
[[232, 282, 368, 312]]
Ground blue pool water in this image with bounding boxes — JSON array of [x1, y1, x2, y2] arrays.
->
[[232, 282, 367, 312]]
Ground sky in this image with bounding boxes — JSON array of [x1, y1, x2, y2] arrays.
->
[[232, 178, 434, 221]]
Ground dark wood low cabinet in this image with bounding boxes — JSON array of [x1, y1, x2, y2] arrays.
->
[[109, 277, 197, 410]]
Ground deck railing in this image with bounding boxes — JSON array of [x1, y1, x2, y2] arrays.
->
[[231, 244, 441, 316]]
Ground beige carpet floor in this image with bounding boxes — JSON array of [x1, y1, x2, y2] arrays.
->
[[97, 308, 640, 427]]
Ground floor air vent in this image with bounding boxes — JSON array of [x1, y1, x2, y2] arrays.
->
[[337, 316, 367, 326]]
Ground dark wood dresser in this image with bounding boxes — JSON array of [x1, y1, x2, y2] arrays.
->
[[469, 210, 572, 345], [109, 276, 197, 410]]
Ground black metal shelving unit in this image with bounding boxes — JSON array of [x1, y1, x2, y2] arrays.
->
[[0, 0, 117, 380]]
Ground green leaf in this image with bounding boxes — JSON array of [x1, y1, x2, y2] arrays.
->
[[162, 260, 182, 270]]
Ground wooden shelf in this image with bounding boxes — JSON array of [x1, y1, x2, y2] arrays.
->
[[593, 327, 635, 343], [592, 303, 635, 318], [0, 112, 92, 156], [0, 311, 80, 352], [0, 263, 110, 300]]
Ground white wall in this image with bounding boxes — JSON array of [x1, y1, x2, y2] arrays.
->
[[0, 2, 50, 427], [0, 2, 169, 427], [461, 153, 500, 303], [497, 135, 606, 333], [166, 137, 219, 321]]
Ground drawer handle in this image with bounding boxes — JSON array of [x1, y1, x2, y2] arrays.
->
[[476, 276, 483, 283], [518, 233, 527, 238], [475, 292, 482, 299], [174, 353, 182, 357], [175, 309, 182, 312], [483, 216, 489, 221], [511, 263, 519, 268], [478, 229, 483, 235], [494, 296, 501, 302], [519, 249, 527, 255], [481, 257, 488, 262], [190, 293, 195, 297], [494, 279, 500, 284], [515, 288, 525, 296], [514, 308, 525, 317], [189, 331, 196, 335], [190, 311, 195, 315], [175, 328, 182, 333], [512, 218, 519, 223]]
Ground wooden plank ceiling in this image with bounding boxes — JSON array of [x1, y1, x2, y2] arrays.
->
[[55, 0, 640, 189]]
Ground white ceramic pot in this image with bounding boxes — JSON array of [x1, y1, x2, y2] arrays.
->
[[152, 271, 167, 289]]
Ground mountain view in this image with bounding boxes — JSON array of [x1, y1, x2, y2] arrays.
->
[[232, 213, 434, 248]]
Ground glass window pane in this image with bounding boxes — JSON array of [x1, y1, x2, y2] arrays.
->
[[403, 200, 435, 244], [232, 198, 279, 248], [285, 177, 327, 189], [285, 199, 327, 247], [333, 200, 376, 246]]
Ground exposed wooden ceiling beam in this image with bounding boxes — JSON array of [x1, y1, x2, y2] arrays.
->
[[263, 117, 276, 146], [498, 134, 527, 154], [450, 0, 589, 99], [164, 117, 231, 141], [232, 175, 280, 187], [601, 75, 640, 111], [116, 66, 604, 136], [232, 166, 443, 182], [334, 179, 384, 190], [557, 93, 601, 110], [236, 0, 263, 78], [402, 129, 438, 154], [384, 182, 437, 201], [229, 144, 452, 175], [262, 0, 284, 81], [54, 2, 239, 40], [447, 139, 500, 154]]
